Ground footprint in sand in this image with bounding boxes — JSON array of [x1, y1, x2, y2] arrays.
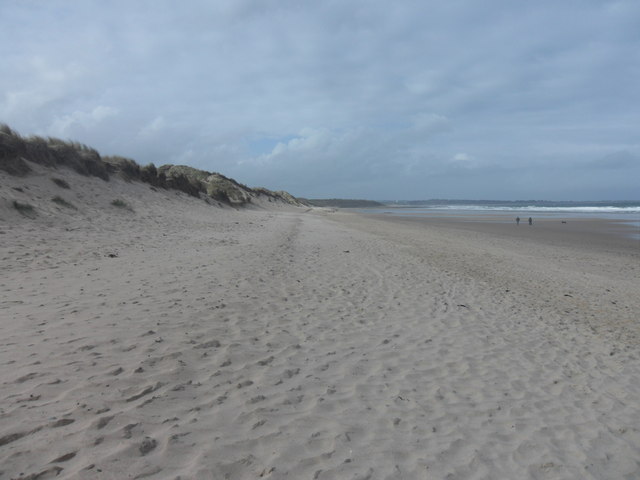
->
[[95, 415, 115, 430], [50, 418, 75, 428], [139, 436, 157, 455], [51, 451, 76, 462]]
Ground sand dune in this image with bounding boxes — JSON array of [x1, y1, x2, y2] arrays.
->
[[1, 164, 639, 479]]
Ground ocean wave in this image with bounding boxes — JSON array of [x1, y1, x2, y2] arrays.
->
[[431, 205, 640, 213]]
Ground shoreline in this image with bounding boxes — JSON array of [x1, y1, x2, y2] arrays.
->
[[350, 210, 640, 252]]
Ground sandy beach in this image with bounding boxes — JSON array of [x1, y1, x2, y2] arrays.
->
[[2, 165, 640, 479]]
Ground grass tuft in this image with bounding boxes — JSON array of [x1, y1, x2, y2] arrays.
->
[[52, 196, 77, 209], [51, 177, 70, 189], [13, 200, 36, 217], [111, 198, 132, 210]]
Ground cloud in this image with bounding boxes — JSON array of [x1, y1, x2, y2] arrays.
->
[[138, 116, 167, 139], [410, 114, 451, 136], [590, 151, 640, 170], [449, 153, 478, 169], [49, 105, 118, 137], [0, 57, 89, 124], [247, 115, 451, 174]]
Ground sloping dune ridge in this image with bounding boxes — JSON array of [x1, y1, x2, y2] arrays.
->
[[2, 138, 640, 478]]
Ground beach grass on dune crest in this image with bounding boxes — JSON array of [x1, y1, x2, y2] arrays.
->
[[1, 124, 109, 180], [1, 122, 305, 208]]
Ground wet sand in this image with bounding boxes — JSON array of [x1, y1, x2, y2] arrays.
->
[[361, 211, 640, 253]]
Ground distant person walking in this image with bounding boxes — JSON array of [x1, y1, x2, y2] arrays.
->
[[516, 217, 520, 225], [528, 217, 533, 225]]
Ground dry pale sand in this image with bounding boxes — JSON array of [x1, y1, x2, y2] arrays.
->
[[1, 165, 640, 479]]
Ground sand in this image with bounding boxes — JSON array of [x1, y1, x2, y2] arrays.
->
[[1, 164, 640, 479]]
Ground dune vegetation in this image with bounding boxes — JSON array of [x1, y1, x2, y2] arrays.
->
[[0, 123, 303, 207]]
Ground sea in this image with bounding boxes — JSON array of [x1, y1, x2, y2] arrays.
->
[[354, 200, 640, 239]]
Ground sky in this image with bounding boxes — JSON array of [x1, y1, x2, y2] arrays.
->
[[1, 0, 639, 200]]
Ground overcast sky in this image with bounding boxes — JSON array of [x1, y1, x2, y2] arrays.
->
[[1, 1, 639, 200]]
